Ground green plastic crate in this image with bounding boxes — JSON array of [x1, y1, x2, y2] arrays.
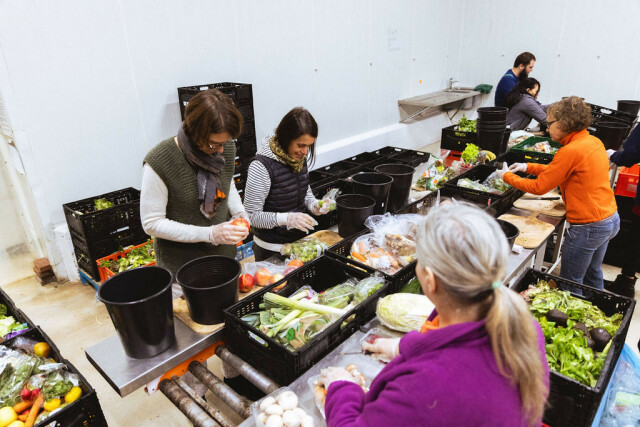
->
[[509, 136, 562, 164]]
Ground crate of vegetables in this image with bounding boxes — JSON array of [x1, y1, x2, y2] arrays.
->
[[509, 136, 562, 164], [512, 268, 635, 427], [440, 115, 477, 151], [443, 164, 525, 215], [397, 186, 502, 217], [224, 256, 388, 385], [96, 239, 156, 282], [0, 327, 107, 426], [0, 288, 30, 341]]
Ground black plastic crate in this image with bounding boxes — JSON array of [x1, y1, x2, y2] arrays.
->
[[237, 104, 255, 123], [224, 256, 388, 385], [0, 287, 32, 340], [511, 269, 635, 427], [73, 227, 149, 281], [396, 187, 501, 216], [309, 161, 362, 188], [4, 327, 107, 426], [441, 124, 477, 151], [310, 179, 352, 230], [390, 149, 431, 167], [343, 152, 382, 165], [443, 164, 525, 215], [325, 230, 416, 293], [508, 136, 562, 165], [177, 82, 253, 120], [63, 188, 142, 243], [588, 102, 638, 125], [370, 146, 405, 157]]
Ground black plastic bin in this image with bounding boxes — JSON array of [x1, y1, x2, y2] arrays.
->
[[224, 256, 389, 385], [98, 267, 175, 358], [444, 164, 526, 215], [311, 179, 352, 230], [591, 120, 630, 150], [5, 327, 108, 426], [374, 163, 415, 212], [177, 82, 253, 120], [351, 172, 394, 214], [617, 100, 640, 116], [440, 124, 477, 151], [511, 269, 635, 427], [336, 194, 376, 238], [177, 256, 241, 325]]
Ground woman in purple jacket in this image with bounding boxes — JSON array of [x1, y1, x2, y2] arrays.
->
[[324, 204, 550, 426]]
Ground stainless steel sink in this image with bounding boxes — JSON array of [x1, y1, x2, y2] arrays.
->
[[444, 88, 474, 93]]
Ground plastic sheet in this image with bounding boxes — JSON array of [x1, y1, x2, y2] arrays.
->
[[595, 344, 640, 426]]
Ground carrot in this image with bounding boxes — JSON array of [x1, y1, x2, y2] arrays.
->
[[351, 252, 367, 262], [25, 393, 44, 427], [13, 400, 33, 413], [18, 413, 29, 421]]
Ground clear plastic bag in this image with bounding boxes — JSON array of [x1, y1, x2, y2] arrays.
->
[[281, 237, 327, 263], [0, 347, 41, 407], [350, 233, 401, 274], [353, 275, 385, 305], [599, 346, 640, 426], [317, 281, 357, 309], [363, 214, 419, 266], [242, 261, 286, 287]]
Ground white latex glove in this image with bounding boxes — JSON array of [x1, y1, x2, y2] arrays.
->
[[508, 162, 528, 173], [209, 221, 249, 245], [321, 367, 358, 389], [495, 163, 510, 179], [231, 210, 251, 226], [606, 149, 616, 159], [286, 212, 317, 233], [309, 198, 332, 215], [361, 337, 400, 360]]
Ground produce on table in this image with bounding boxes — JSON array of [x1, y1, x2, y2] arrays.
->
[[63, 387, 81, 404], [461, 143, 480, 165], [457, 171, 511, 195], [519, 279, 623, 387], [231, 218, 250, 230], [32, 343, 50, 359], [281, 238, 327, 263], [92, 198, 114, 211], [414, 155, 455, 191], [376, 293, 435, 332], [526, 141, 558, 153], [456, 115, 476, 133], [0, 306, 27, 340], [255, 390, 314, 427], [312, 364, 368, 417], [399, 277, 422, 294], [238, 274, 255, 293], [98, 239, 155, 275], [352, 277, 385, 305], [0, 406, 17, 427], [255, 268, 275, 287], [350, 233, 416, 275]]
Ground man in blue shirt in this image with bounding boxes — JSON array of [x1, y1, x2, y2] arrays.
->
[[494, 52, 536, 107]]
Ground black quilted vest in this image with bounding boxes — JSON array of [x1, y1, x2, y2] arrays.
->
[[252, 154, 310, 244]]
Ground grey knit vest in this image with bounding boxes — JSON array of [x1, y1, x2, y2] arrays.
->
[[144, 137, 237, 274]]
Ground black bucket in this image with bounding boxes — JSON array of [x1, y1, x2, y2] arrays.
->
[[336, 194, 376, 238], [497, 219, 520, 249], [592, 121, 630, 150], [477, 107, 508, 121], [374, 163, 415, 213], [97, 266, 175, 359], [617, 100, 640, 116], [177, 256, 241, 325], [351, 172, 394, 214], [477, 127, 508, 155]]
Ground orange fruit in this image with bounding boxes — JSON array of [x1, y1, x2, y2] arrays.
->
[[288, 259, 304, 268], [33, 342, 51, 358]]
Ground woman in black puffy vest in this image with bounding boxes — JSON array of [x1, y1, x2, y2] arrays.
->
[[244, 107, 332, 261]]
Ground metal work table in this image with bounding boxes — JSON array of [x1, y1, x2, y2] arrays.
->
[[85, 318, 224, 397]]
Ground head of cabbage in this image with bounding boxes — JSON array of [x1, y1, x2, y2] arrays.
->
[[376, 294, 435, 332]]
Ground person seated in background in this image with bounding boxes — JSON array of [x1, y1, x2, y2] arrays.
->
[[495, 51, 536, 107], [505, 78, 549, 131], [606, 125, 640, 298], [323, 204, 549, 427], [498, 97, 619, 291]]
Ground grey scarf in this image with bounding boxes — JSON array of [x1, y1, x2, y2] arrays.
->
[[177, 125, 226, 218]]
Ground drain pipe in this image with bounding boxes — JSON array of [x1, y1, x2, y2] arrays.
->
[[172, 376, 235, 427], [215, 345, 280, 394], [159, 379, 219, 427], [189, 361, 252, 419]]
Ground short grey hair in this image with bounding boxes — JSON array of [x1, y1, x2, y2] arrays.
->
[[415, 203, 509, 303]]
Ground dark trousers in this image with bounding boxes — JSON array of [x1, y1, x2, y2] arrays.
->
[[252, 243, 279, 261], [621, 214, 640, 277]]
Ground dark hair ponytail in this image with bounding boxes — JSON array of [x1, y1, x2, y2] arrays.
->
[[505, 78, 541, 109]]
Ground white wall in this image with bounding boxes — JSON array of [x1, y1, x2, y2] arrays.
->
[[1, 0, 639, 280]]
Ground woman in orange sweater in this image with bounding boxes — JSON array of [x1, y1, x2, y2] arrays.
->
[[497, 96, 619, 290]]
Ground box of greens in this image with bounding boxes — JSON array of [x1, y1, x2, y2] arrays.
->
[[512, 268, 635, 427], [0, 288, 30, 341], [224, 255, 389, 385]]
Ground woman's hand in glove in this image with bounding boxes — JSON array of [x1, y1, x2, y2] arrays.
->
[[606, 149, 616, 159], [321, 367, 358, 389], [286, 212, 318, 233], [309, 198, 332, 215], [508, 162, 528, 173], [209, 221, 249, 245], [495, 162, 510, 179], [361, 337, 400, 360]]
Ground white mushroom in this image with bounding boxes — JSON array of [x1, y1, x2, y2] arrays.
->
[[282, 410, 301, 427], [265, 414, 284, 427], [258, 412, 268, 425], [300, 414, 315, 427], [260, 396, 277, 412], [276, 391, 299, 411], [265, 404, 284, 416], [292, 407, 307, 419]]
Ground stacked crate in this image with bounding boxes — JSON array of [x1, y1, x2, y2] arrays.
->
[[177, 82, 257, 199]]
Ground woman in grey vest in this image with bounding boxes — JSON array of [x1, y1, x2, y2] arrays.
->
[[244, 107, 332, 261], [141, 89, 250, 274]]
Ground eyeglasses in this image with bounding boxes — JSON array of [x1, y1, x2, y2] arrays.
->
[[547, 120, 558, 127], [207, 138, 237, 150]]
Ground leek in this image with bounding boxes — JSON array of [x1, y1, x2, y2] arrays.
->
[[263, 292, 347, 316]]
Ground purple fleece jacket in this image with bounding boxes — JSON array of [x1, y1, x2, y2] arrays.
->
[[325, 319, 549, 427]]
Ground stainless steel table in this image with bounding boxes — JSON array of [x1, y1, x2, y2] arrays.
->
[[85, 318, 224, 397]]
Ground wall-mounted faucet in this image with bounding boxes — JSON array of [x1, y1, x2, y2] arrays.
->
[[448, 78, 459, 90]]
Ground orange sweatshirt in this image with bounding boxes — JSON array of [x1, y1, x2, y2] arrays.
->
[[503, 129, 617, 224]]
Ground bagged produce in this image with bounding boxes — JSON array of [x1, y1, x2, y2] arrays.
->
[[281, 237, 327, 263], [352, 275, 385, 305], [350, 234, 401, 274], [242, 261, 287, 287], [376, 293, 435, 332]]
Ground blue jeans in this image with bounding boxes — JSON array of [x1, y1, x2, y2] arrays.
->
[[561, 212, 620, 290]]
